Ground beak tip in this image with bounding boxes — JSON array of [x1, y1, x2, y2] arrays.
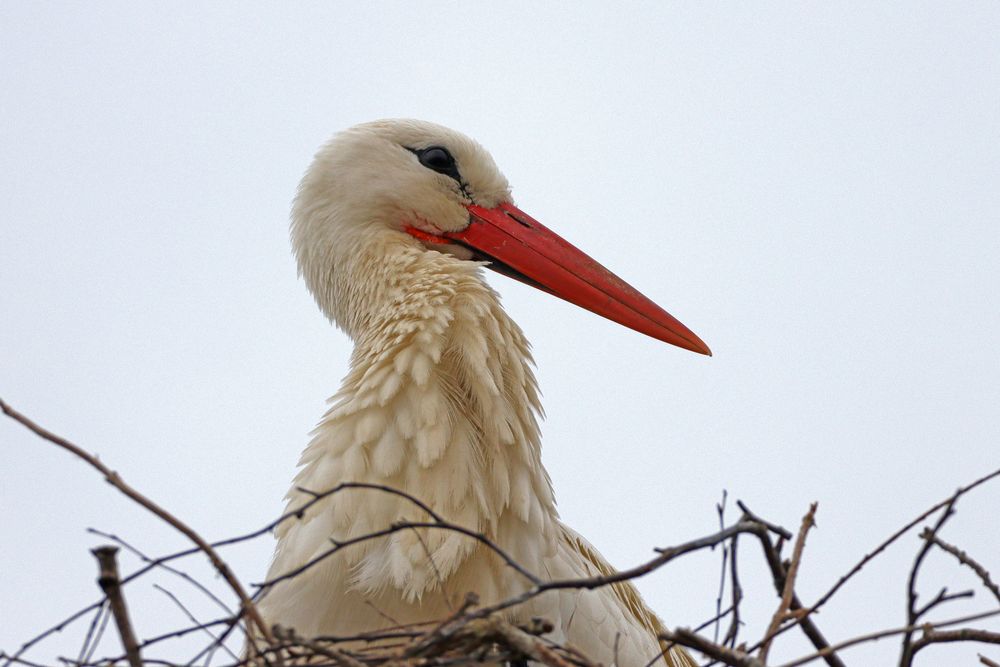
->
[[661, 325, 711, 357], [689, 339, 713, 357], [650, 329, 711, 356]]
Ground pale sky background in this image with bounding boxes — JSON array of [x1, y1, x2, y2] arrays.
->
[[2, 3, 999, 665]]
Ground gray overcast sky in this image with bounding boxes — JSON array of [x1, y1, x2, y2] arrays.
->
[[2, 3, 999, 664]]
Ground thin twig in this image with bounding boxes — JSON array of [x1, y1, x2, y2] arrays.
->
[[0, 656, 51, 667], [92, 617, 237, 667], [408, 526, 455, 611], [921, 530, 1000, 606], [136, 617, 235, 651], [362, 600, 402, 628], [913, 587, 974, 620], [74, 601, 108, 667], [153, 585, 240, 662], [3, 595, 106, 664], [468, 520, 773, 621], [184, 616, 247, 667], [256, 518, 542, 594]]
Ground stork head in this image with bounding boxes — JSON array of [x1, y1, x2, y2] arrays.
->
[[292, 119, 710, 355]]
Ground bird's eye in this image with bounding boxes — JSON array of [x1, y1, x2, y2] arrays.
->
[[413, 146, 459, 179]]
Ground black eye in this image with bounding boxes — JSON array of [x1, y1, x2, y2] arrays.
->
[[410, 146, 461, 180], [420, 147, 453, 171]]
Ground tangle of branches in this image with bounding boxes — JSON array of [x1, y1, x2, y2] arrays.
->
[[3, 398, 999, 667]]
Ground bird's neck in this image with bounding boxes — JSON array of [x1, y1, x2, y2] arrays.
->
[[282, 237, 558, 600]]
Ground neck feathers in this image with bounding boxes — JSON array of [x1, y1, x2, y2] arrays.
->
[[271, 238, 557, 606]]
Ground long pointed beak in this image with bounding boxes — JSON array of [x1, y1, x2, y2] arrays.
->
[[410, 202, 711, 356]]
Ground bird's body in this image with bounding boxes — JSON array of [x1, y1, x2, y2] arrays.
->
[[259, 120, 706, 667]]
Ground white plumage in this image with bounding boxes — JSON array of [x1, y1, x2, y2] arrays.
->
[[259, 120, 700, 667]]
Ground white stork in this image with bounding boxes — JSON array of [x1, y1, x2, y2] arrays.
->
[[259, 119, 710, 667]]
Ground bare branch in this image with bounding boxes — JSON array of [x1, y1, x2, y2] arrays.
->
[[913, 587, 975, 620], [153, 585, 240, 662], [900, 496, 958, 666], [91, 547, 142, 667], [136, 617, 235, 652], [759, 503, 818, 663], [778, 608, 1000, 667], [739, 518, 845, 667], [74, 601, 108, 667], [89, 528, 235, 617], [921, 529, 1000, 607], [912, 626, 1000, 653], [808, 467, 1000, 618], [723, 529, 744, 650], [756, 467, 1000, 656], [255, 518, 541, 596], [1, 399, 272, 644], [407, 526, 455, 611], [660, 628, 765, 667], [0, 655, 57, 667], [272, 626, 367, 667], [488, 618, 583, 667], [3, 600, 106, 666], [714, 490, 730, 646], [469, 520, 773, 621], [736, 500, 794, 541]]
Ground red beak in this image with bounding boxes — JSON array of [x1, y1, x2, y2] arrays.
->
[[407, 202, 711, 356]]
